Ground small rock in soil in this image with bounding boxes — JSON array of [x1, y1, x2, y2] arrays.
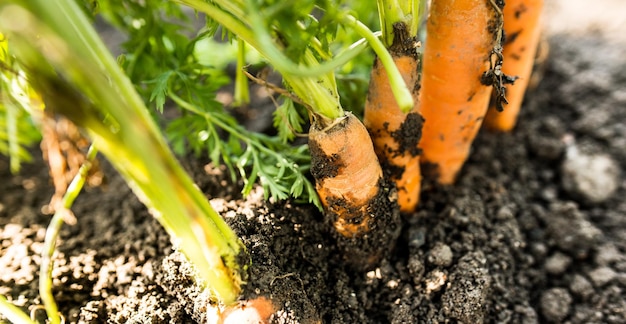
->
[[594, 243, 623, 266], [545, 202, 602, 257], [407, 226, 426, 248], [587, 266, 617, 287], [569, 274, 594, 300], [407, 254, 425, 283], [544, 252, 572, 275], [427, 243, 453, 268], [424, 269, 447, 294], [540, 287, 572, 323], [561, 138, 620, 204]]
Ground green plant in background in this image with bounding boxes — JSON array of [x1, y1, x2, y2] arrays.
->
[[0, 34, 41, 174]]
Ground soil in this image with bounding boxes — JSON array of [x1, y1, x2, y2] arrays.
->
[[2, 18, 626, 324]]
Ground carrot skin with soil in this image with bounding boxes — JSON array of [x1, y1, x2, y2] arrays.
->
[[310, 113, 384, 236], [364, 55, 423, 213], [309, 113, 400, 267], [485, 0, 544, 131], [418, 0, 502, 184]]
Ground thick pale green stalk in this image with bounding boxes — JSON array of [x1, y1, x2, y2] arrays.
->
[[0, 295, 36, 324], [282, 50, 343, 120], [39, 146, 98, 324], [0, 0, 244, 304]]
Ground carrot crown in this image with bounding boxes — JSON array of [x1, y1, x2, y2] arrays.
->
[[377, 0, 424, 47]]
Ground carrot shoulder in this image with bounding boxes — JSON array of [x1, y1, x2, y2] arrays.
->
[[485, 0, 544, 132], [364, 53, 423, 213], [309, 113, 399, 267], [418, 0, 503, 184]]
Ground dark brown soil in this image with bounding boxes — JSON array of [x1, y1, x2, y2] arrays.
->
[[2, 34, 626, 323]]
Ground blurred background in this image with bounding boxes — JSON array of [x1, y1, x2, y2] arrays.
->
[[545, 0, 626, 42]]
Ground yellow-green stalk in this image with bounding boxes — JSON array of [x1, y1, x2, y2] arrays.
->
[[39, 146, 98, 324], [0, 0, 244, 305], [0, 295, 36, 324], [233, 39, 250, 107]]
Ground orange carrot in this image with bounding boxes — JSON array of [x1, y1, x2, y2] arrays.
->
[[364, 24, 423, 213], [418, 0, 504, 184], [485, 0, 544, 131], [309, 112, 399, 267], [217, 297, 275, 324]]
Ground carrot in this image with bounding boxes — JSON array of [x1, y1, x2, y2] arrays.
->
[[309, 112, 399, 267], [217, 297, 275, 324], [364, 23, 423, 213], [484, 0, 544, 132], [418, 0, 504, 184]]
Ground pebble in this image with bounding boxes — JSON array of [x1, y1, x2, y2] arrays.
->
[[407, 254, 424, 283], [545, 202, 602, 257], [587, 267, 617, 287], [594, 243, 623, 266], [540, 288, 572, 323], [407, 227, 426, 248], [427, 243, 453, 267], [561, 137, 620, 203], [569, 274, 594, 300], [544, 252, 572, 275]]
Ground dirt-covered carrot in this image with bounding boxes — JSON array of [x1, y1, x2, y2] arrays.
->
[[484, 0, 544, 132], [363, 25, 423, 212], [310, 113, 384, 235], [364, 1, 424, 213], [418, 0, 504, 184], [308, 112, 400, 268], [216, 297, 275, 324], [291, 54, 401, 268]]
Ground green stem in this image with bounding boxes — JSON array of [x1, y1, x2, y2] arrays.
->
[[40, 145, 98, 324], [233, 39, 249, 107], [282, 49, 343, 119], [342, 14, 414, 113], [0, 295, 36, 324]]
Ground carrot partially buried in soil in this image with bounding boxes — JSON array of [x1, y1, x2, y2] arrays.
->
[[216, 297, 275, 324], [309, 112, 400, 267], [364, 23, 423, 213], [484, 0, 545, 132], [418, 0, 505, 184]]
